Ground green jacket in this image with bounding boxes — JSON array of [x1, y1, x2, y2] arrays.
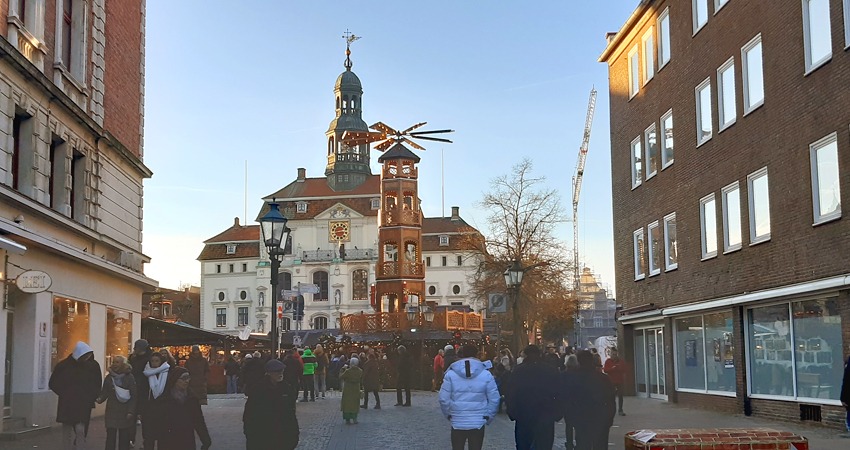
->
[[302, 350, 318, 376]]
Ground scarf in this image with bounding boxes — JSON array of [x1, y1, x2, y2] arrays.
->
[[143, 362, 170, 399], [109, 370, 129, 388]]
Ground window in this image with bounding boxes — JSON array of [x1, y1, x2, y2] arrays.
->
[[439, 235, 449, 246], [229, 264, 234, 273], [700, 194, 718, 259], [428, 285, 437, 296], [239, 290, 248, 301], [371, 198, 381, 210], [648, 221, 662, 276], [845, 0, 850, 47], [237, 307, 248, 327], [106, 308, 133, 369], [226, 244, 236, 254], [61, 0, 71, 68], [693, 0, 709, 33], [457, 255, 463, 266], [281, 317, 291, 332], [674, 311, 735, 394], [742, 35, 764, 113], [11, 112, 33, 193], [352, 269, 369, 300], [631, 136, 643, 188], [57, 0, 86, 82], [314, 316, 328, 330], [52, 297, 90, 368], [645, 124, 659, 179], [69, 149, 85, 223], [715, 0, 730, 11], [633, 228, 646, 280], [810, 133, 841, 224], [747, 168, 771, 244], [661, 110, 674, 168], [426, 256, 431, 267], [216, 308, 226, 327], [594, 317, 604, 328], [452, 285, 461, 295], [242, 263, 248, 272], [664, 213, 678, 271], [49, 136, 65, 209], [696, 78, 713, 145], [722, 182, 742, 252], [313, 271, 329, 301], [628, 46, 640, 98], [658, 8, 671, 68], [296, 201, 307, 213], [747, 299, 843, 401], [217, 291, 225, 301], [442, 256, 447, 266], [281, 271, 292, 291], [717, 58, 736, 130], [642, 28, 655, 84], [803, 0, 832, 72]]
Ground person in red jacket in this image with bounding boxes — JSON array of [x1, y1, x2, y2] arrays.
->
[[602, 348, 628, 416], [432, 349, 445, 391]]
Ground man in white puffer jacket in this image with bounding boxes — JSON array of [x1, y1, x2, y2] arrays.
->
[[439, 344, 501, 450]]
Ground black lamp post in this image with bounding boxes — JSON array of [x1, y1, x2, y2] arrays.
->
[[504, 260, 525, 355], [259, 202, 291, 357]]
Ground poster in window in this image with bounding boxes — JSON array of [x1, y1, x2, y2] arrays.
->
[[723, 332, 734, 368], [713, 338, 722, 362], [684, 339, 697, 367]]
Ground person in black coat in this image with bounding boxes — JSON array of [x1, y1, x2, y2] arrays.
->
[[128, 339, 153, 447], [841, 355, 850, 433], [282, 350, 303, 399], [395, 345, 413, 406], [243, 359, 299, 450], [241, 353, 266, 395], [568, 350, 616, 450], [161, 368, 212, 450], [443, 345, 458, 373], [506, 344, 561, 450], [49, 341, 102, 450]]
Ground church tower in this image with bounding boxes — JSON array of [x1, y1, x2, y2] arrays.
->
[[375, 144, 425, 313], [325, 35, 371, 191]]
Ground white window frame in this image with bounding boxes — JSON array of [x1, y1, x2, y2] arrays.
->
[[631, 135, 643, 189], [700, 193, 718, 260], [296, 201, 307, 213], [693, 0, 709, 35], [226, 243, 236, 254], [810, 132, 842, 224], [648, 221, 661, 276], [633, 228, 646, 280], [747, 167, 771, 244], [661, 109, 674, 169], [695, 78, 713, 146], [802, 0, 832, 74], [645, 123, 658, 180], [845, 0, 850, 48], [658, 7, 671, 69], [628, 45, 640, 99], [721, 181, 743, 253], [642, 27, 655, 84], [439, 235, 449, 246], [663, 212, 678, 271], [741, 34, 765, 115], [714, 0, 730, 13], [54, 0, 88, 85], [717, 57, 737, 131]]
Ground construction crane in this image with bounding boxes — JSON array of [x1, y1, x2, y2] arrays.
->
[[572, 87, 597, 348]]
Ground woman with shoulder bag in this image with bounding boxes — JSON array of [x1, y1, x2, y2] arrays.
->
[[97, 356, 137, 450]]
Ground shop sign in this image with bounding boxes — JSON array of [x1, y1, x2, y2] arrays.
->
[[15, 270, 52, 293]]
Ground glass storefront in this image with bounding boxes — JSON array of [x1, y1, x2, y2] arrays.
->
[[675, 316, 705, 390], [52, 297, 90, 368], [674, 311, 735, 394], [634, 327, 666, 399], [106, 308, 133, 368]]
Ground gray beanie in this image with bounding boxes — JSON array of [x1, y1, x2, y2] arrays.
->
[[265, 359, 285, 373]]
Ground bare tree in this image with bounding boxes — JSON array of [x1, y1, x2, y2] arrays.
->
[[466, 159, 575, 353]]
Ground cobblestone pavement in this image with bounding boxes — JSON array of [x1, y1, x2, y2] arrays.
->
[[4, 392, 846, 449]]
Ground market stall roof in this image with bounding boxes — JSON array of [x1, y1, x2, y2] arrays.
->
[[280, 329, 339, 348], [142, 317, 234, 347]]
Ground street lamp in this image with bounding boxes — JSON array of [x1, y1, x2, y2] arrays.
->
[[259, 202, 291, 358], [504, 260, 525, 355]]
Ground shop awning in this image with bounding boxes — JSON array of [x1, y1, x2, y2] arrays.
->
[[142, 317, 234, 347], [0, 235, 26, 254]]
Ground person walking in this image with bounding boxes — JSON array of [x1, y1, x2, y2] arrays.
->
[[569, 350, 616, 450], [49, 341, 103, 450], [443, 345, 458, 372], [184, 345, 210, 405], [602, 348, 628, 416], [543, 346, 563, 370], [561, 354, 580, 450], [161, 368, 212, 450], [128, 339, 152, 448], [96, 356, 137, 450], [841, 354, 850, 436], [340, 357, 364, 424], [159, 348, 178, 367], [142, 352, 173, 450], [361, 352, 381, 409], [506, 344, 561, 450], [243, 359, 299, 450], [282, 350, 303, 399], [499, 349, 514, 371], [225, 355, 240, 394], [433, 349, 445, 391], [241, 352, 266, 396], [301, 348, 318, 402], [314, 344, 329, 399], [395, 345, 412, 406], [439, 344, 500, 450]]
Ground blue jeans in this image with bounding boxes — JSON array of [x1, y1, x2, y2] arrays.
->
[[226, 375, 238, 394]]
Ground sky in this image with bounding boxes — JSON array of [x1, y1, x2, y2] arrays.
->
[[142, 1, 639, 295]]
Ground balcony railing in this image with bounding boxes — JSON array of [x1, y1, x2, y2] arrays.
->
[[328, 152, 369, 165], [299, 248, 377, 262], [340, 310, 483, 334]]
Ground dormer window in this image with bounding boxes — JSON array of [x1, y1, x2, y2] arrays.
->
[[226, 244, 236, 254], [439, 235, 449, 246], [371, 198, 381, 210], [296, 202, 308, 213]]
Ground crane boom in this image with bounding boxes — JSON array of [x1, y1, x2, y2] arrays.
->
[[572, 87, 597, 347]]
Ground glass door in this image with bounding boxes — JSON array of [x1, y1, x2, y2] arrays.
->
[[634, 331, 647, 395], [649, 328, 667, 399]]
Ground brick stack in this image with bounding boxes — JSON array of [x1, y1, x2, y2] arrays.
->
[[624, 428, 808, 449]]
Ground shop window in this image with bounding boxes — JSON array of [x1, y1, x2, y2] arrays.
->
[[106, 308, 133, 368], [53, 297, 89, 368], [674, 311, 735, 394]]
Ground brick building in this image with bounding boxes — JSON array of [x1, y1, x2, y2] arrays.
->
[[601, 0, 850, 427], [0, 0, 153, 432]]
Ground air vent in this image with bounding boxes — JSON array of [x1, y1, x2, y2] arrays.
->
[[799, 404, 821, 422]]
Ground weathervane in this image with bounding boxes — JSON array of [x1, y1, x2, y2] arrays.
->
[[342, 29, 361, 70], [342, 122, 454, 152]]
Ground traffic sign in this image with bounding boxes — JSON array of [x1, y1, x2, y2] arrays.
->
[[298, 283, 320, 294], [277, 304, 283, 319], [488, 293, 507, 313]]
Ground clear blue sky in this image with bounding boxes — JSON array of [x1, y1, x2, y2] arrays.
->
[[142, 1, 639, 294]]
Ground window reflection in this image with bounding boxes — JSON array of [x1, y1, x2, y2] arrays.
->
[[52, 297, 89, 368]]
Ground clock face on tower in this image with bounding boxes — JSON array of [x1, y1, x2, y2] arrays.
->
[[329, 221, 350, 242]]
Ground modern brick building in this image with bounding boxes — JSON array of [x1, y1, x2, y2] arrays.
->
[[601, 0, 850, 427], [0, 0, 154, 432]]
